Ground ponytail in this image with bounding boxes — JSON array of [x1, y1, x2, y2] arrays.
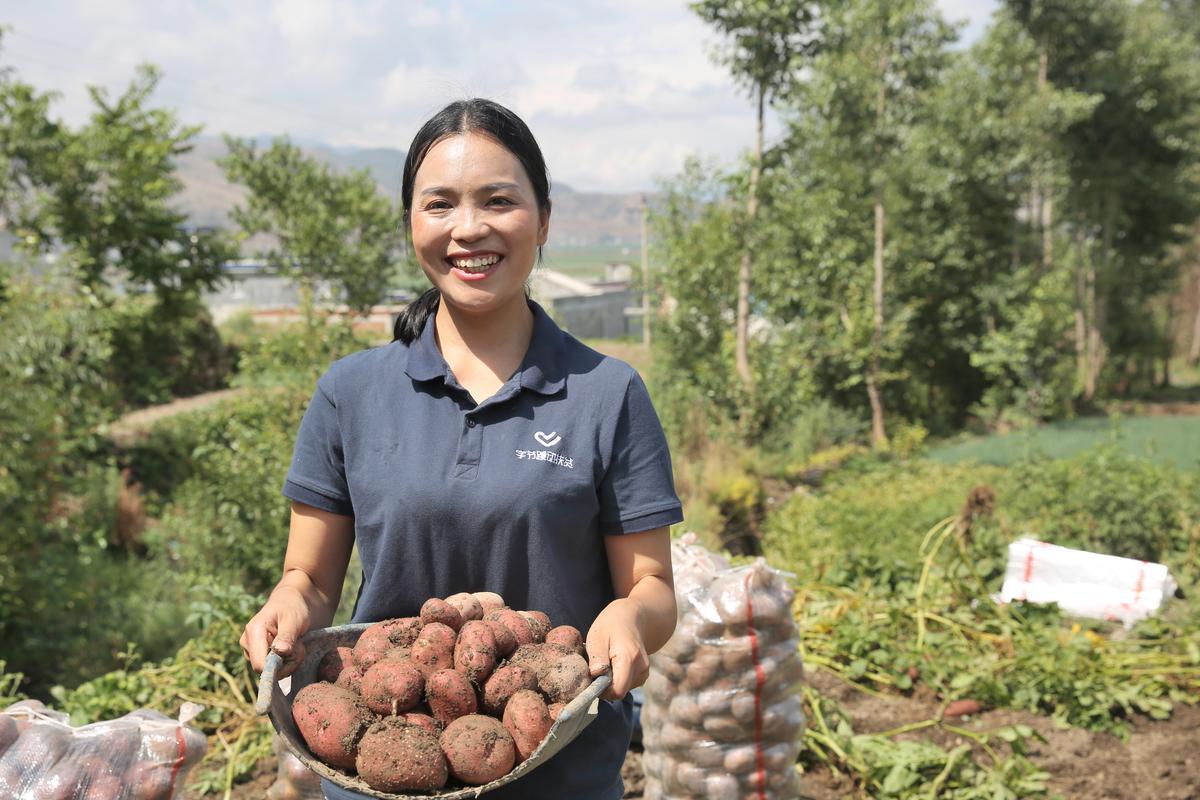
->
[[393, 287, 440, 344]]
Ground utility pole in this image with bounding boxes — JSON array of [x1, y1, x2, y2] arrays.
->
[[641, 194, 651, 347]]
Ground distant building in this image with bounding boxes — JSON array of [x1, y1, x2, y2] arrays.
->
[[202, 260, 642, 341]]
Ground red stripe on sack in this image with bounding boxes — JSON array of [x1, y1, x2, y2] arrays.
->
[[1133, 564, 1146, 603], [1019, 546, 1037, 600], [744, 571, 767, 800], [167, 725, 187, 792]]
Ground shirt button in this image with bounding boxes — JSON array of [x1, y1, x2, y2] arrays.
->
[[466, 418, 477, 428]]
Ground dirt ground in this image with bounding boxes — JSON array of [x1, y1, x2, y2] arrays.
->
[[227, 669, 1198, 799], [790, 669, 1200, 800]]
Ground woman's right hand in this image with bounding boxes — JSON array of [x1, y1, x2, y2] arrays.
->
[[240, 584, 314, 679]]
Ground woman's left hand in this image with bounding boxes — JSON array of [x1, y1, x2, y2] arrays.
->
[[585, 597, 650, 701]]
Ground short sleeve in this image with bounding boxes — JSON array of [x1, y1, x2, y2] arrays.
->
[[282, 372, 354, 516], [598, 372, 684, 535]]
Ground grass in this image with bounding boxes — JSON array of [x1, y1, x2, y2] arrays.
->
[[541, 243, 638, 279], [927, 414, 1200, 469]]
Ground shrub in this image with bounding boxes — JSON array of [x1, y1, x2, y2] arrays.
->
[[142, 388, 311, 593], [231, 316, 375, 388], [108, 293, 234, 408]]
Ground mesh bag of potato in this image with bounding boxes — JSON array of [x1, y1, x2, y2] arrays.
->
[[641, 534, 804, 800], [268, 732, 324, 800], [0, 698, 207, 800]]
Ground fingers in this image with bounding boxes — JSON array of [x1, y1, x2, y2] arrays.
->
[[587, 623, 649, 701], [603, 647, 650, 700], [585, 627, 612, 679], [241, 601, 309, 675]]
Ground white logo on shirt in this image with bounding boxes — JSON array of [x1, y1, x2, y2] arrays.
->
[[534, 431, 561, 447]]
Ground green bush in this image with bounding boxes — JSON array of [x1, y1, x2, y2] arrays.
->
[[231, 317, 375, 388], [1001, 445, 1198, 567], [143, 388, 311, 593], [109, 293, 234, 408]]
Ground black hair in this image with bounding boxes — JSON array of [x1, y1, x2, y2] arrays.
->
[[392, 98, 551, 343]]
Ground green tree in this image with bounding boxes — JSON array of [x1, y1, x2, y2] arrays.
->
[[220, 137, 404, 314], [783, 0, 955, 446], [690, 0, 819, 394], [1, 62, 233, 303]]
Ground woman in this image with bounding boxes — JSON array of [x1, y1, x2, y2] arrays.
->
[[240, 98, 682, 799]]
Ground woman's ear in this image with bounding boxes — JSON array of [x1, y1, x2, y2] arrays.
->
[[537, 206, 551, 247]]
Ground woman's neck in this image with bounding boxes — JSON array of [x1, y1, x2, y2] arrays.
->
[[434, 294, 534, 355], [433, 295, 536, 401]]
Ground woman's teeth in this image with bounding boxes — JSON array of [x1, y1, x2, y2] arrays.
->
[[450, 255, 501, 272]]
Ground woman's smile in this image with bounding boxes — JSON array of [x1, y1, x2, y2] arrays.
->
[[446, 250, 503, 282]]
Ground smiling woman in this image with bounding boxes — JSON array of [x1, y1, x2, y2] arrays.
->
[[240, 98, 684, 800]]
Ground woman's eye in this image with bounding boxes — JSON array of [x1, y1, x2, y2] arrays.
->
[[424, 200, 450, 210], [488, 196, 514, 206]]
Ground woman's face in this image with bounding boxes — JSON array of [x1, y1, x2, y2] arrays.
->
[[410, 131, 549, 319]]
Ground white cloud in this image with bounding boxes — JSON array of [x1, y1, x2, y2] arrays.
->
[[1, 0, 999, 193]]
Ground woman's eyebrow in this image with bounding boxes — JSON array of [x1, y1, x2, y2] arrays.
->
[[418, 182, 523, 198]]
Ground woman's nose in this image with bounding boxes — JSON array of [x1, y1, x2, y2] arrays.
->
[[452, 205, 489, 242]]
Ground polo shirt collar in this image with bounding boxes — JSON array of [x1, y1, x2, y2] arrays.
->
[[403, 299, 567, 396]]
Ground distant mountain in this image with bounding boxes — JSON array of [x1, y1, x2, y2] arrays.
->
[[172, 136, 643, 247]]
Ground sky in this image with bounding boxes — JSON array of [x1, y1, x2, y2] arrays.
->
[[2, 0, 999, 194]]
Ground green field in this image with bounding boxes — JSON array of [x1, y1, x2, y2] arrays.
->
[[927, 414, 1200, 469], [541, 243, 638, 279]]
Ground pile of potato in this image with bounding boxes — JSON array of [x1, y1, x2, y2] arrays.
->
[[292, 592, 591, 793], [267, 734, 323, 800], [641, 536, 805, 800], [0, 699, 207, 800]]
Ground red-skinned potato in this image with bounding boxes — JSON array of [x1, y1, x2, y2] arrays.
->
[[445, 592, 484, 622], [410, 630, 455, 677], [352, 617, 422, 671], [0, 714, 17, 755], [361, 659, 425, 716], [484, 619, 517, 659], [544, 625, 584, 657], [425, 669, 478, 724], [472, 592, 506, 614], [440, 715, 516, 786], [402, 712, 443, 736], [417, 622, 458, 652], [453, 620, 498, 686], [32, 760, 82, 800], [356, 717, 448, 792], [537, 653, 591, 704], [420, 598, 464, 632], [481, 664, 538, 716], [502, 689, 553, 762], [291, 682, 375, 770], [517, 611, 550, 643], [485, 609, 534, 646], [124, 761, 174, 800], [82, 774, 124, 800], [547, 702, 565, 721], [335, 664, 364, 694], [317, 646, 355, 683]]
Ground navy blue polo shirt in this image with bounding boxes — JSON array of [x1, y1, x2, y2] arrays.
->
[[282, 300, 682, 800]]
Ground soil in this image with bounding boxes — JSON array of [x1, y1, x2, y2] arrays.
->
[[793, 669, 1200, 800], [108, 387, 248, 446]]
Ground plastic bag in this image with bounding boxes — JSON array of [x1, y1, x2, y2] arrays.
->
[[999, 538, 1179, 629], [267, 732, 323, 800], [642, 534, 804, 799], [0, 698, 207, 799]]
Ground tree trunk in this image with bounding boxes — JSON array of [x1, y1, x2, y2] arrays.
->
[[1084, 195, 1114, 399], [1189, 262, 1200, 366], [734, 86, 764, 390], [1037, 50, 1054, 277], [868, 70, 888, 450], [1074, 225, 1088, 394]]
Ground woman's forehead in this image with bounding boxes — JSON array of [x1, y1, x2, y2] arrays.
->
[[415, 132, 531, 191]]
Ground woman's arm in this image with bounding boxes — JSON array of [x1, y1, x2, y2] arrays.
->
[[240, 501, 355, 677], [586, 526, 676, 700]]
